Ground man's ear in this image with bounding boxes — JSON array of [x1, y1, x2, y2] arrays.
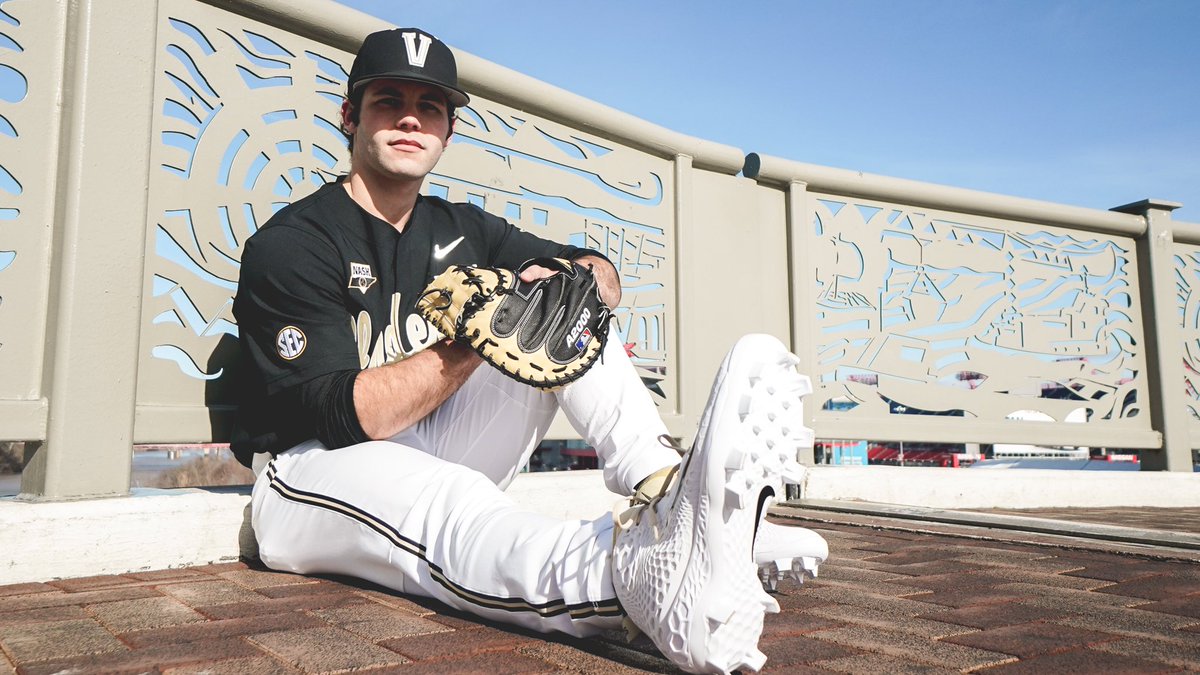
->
[[340, 99, 356, 134], [446, 116, 455, 142]]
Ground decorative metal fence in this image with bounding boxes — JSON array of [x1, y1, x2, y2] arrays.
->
[[0, 0, 1194, 500], [744, 155, 1197, 471]]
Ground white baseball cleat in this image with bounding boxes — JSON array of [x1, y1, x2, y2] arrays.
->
[[611, 334, 809, 674], [755, 520, 829, 591]]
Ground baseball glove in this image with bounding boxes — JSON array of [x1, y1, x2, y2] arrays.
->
[[416, 257, 612, 389]]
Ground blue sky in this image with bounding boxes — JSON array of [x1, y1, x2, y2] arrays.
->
[[342, 0, 1199, 223]]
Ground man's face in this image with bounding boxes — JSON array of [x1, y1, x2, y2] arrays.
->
[[342, 79, 453, 184]]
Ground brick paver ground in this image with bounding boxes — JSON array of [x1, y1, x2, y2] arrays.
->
[[2, 508, 1199, 673]]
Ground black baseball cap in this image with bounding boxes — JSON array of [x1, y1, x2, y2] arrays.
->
[[347, 28, 470, 107]]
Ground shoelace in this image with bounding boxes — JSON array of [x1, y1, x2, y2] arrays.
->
[[611, 436, 687, 642], [612, 436, 687, 541]]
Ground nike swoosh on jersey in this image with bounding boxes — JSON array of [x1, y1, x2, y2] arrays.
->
[[433, 236, 465, 260]]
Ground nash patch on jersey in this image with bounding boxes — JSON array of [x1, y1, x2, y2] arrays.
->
[[348, 262, 377, 294], [276, 326, 307, 360]]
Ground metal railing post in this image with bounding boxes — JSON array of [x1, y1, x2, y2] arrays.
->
[[786, 179, 817, 466], [20, 0, 160, 498], [1114, 199, 1190, 471]]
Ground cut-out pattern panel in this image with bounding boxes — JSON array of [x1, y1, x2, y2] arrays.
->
[[438, 101, 674, 405], [0, 0, 25, 328], [140, 0, 676, 421], [808, 194, 1148, 429], [141, 0, 352, 410], [1175, 245, 1200, 423], [0, 0, 58, 400]]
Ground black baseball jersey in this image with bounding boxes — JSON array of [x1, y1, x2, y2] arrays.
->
[[230, 179, 590, 458]]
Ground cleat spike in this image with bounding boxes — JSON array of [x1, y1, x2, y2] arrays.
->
[[799, 556, 821, 578], [738, 395, 754, 417], [762, 594, 781, 614], [726, 485, 747, 508], [743, 648, 769, 672], [725, 446, 749, 470], [788, 565, 804, 582], [795, 375, 813, 396], [759, 565, 772, 586]]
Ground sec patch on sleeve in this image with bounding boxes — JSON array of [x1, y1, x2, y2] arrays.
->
[[276, 325, 308, 360]]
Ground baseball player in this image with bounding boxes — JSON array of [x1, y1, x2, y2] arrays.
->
[[231, 27, 828, 674]]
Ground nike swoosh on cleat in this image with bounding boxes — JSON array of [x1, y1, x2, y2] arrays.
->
[[433, 236, 465, 260]]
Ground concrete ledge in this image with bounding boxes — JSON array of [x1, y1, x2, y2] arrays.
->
[[799, 465, 1200, 508], [6, 466, 1200, 584], [0, 471, 620, 585], [791, 499, 1200, 551], [0, 487, 253, 584]]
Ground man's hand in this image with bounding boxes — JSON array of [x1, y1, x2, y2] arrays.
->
[[520, 255, 621, 307]]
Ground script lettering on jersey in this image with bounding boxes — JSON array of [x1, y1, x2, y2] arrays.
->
[[353, 292, 442, 369]]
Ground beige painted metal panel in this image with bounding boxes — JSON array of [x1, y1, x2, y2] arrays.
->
[[0, 0, 64, 426], [22, 0, 160, 498], [791, 190, 1153, 450], [675, 170, 791, 442], [137, 0, 684, 443], [0, 400, 48, 441]]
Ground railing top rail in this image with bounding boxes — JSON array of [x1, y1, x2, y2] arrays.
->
[[1176, 221, 1200, 245], [200, 0, 745, 173], [744, 151, 1147, 237]]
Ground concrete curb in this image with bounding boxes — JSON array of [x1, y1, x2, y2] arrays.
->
[[5, 466, 1200, 584], [0, 487, 252, 584], [789, 499, 1200, 551], [801, 464, 1200, 508], [0, 471, 619, 585]]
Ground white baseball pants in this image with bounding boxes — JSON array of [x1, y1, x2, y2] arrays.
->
[[250, 338, 681, 636]]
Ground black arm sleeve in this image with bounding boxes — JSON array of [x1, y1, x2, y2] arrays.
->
[[230, 367, 368, 464], [295, 369, 370, 449]]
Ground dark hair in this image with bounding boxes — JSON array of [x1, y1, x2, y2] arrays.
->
[[341, 86, 456, 154]]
